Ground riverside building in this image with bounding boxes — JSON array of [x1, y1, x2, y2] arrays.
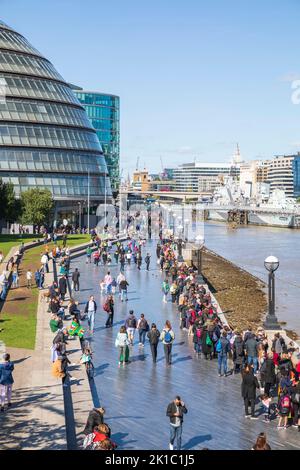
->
[[0, 20, 111, 225]]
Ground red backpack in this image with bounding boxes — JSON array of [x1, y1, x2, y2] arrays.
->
[[103, 302, 110, 312]]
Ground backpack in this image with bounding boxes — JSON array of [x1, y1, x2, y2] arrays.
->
[[280, 395, 291, 411], [103, 302, 110, 312], [164, 330, 172, 343], [139, 319, 147, 330], [216, 339, 222, 353], [128, 317, 136, 328]]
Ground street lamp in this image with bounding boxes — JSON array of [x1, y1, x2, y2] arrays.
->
[[177, 224, 184, 262], [194, 234, 205, 282], [263, 255, 281, 330], [78, 202, 81, 231]]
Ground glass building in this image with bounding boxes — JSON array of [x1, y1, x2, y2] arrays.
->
[[73, 89, 120, 194], [0, 20, 111, 224]]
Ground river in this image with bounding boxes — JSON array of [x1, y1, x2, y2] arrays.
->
[[203, 221, 300, 335]]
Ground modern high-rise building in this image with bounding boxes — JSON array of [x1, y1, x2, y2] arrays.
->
[[0, 20, 111, 225], [73, 88, 120, 194], [268, 155, 295, 198]]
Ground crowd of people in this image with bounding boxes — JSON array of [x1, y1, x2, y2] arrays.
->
[[1, 224, 300, 450]]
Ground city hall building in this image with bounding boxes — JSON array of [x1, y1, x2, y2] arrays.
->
[[0, 20, 111, 225]]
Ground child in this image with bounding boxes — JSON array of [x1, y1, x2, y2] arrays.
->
[[277, 389, 291, 429], [80, 347, 92, 365], [99, 279, 106, 295], [260, 394, 272, 422]]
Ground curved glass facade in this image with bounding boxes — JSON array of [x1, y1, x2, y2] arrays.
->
[[74, 90, 120, 193], [0, 20, 111, 223]]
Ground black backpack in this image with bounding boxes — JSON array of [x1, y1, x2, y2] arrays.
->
[[128, 317, 136, 328]]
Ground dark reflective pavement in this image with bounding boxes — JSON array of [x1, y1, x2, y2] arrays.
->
[[72, 241, 298, 450]]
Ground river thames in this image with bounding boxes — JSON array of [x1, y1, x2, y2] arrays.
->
[[204, 221, 300, 335]]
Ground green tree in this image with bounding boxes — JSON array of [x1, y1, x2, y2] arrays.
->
[[20, 188, 54, 228], [0, 178, 20, 223], [297, 197, 300, 204]]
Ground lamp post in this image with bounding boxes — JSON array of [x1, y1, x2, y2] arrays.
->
[[78, 201, 81, 231], [194, 234, 205, 283], [177, 224, 184, 262], [263, 255, 281, 330]]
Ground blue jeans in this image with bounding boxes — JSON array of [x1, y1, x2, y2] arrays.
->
[[194, 342, 201, 353], [170, 425, 182, 450], [121, 289, 127, 301], [87, 311, 95, 334], [247, 356, 258, 373], [218, 353, 228, 375], [139, 329, 146, 344]]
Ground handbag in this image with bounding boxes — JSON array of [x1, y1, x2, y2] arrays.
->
[[206, 335, 213, 347]]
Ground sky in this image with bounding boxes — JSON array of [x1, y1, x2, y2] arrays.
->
[[1, 0, 300, 176]]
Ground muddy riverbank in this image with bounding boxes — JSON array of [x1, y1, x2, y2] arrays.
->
[[202, 248, 268, 332]]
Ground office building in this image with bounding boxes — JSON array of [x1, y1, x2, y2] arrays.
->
[[268, 155, 295, 198]]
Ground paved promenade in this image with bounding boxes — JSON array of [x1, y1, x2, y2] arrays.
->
[[72, 240, 299, 450], [0, 267, 67, 450]]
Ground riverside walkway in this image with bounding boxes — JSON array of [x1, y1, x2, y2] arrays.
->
[[72, 240, 299, 450]]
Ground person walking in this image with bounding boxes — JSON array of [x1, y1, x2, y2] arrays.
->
[[145, 253, 151, 271], [104, 271, 113, 295], [291, 381, 300, 431], [262, 352, 276, 397], [147, 323, 160, 363], [216, 331, 231, 377], [26, 269, 33, 289], [251, 432, 271, 450], [104, 295, 114, 328], [232, 331, 245, 374], [86, 246, 92, 264], [83, 407, 105, 435], [58, 275, 67, 302], [137, 314, 149, 347], [115, 325, 130, 366], [84, 295, 97, 335], [241, 364, 260, 419], [72, 268, 80, 292], [166, 396, 187, 450], [41, 252, 49, 273], [137, 252, 142, 270], [0, 353, 14, 412], [125, 310, 137, 345], [162, 279, 170, 303], [119, 277, 129, 302], [11, 268, 19, 289], [245, 333, 259, 374], [160, 320, 175, 366]]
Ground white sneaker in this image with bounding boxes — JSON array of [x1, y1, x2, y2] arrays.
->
[[169, 443, 174, 450]]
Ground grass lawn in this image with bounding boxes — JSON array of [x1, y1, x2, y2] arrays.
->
[[0, 233, 91, 259], [0, 233, 91, 349], [0, 234, 40, 258]]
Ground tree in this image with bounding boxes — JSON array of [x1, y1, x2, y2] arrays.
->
[[20, 188, 54, 228], [0, 178, 21, 223], [297, 197, 300, 204]]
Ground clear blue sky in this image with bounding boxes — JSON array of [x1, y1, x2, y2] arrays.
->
[[1, 0, 300, 175]]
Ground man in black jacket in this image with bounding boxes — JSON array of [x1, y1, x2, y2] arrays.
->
[[166, 396, 187, 450], [147, 323, 160, 363], [83, 407, 105, 435], [72, 268, 80, 291], [58, 275, 67, 301]]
